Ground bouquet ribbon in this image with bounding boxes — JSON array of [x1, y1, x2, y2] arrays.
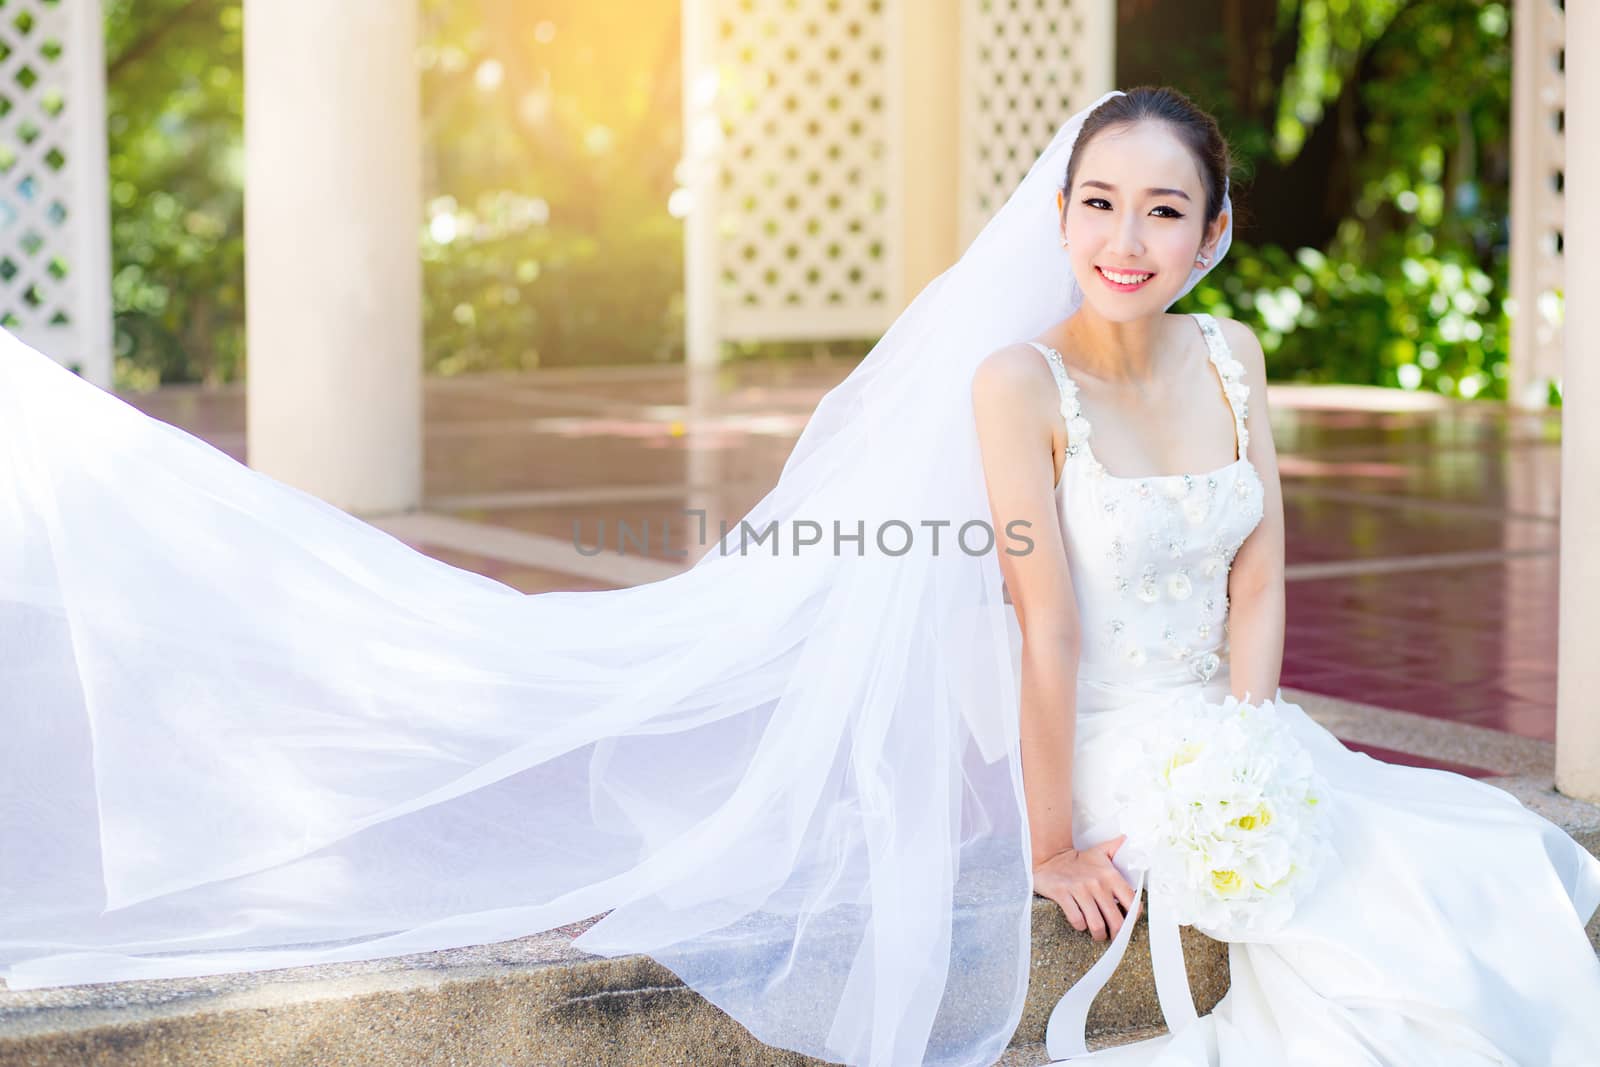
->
[[1043, 826, 1199, 1061]]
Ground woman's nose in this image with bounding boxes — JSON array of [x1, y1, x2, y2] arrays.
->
[[1106, 217, 1146, 258]]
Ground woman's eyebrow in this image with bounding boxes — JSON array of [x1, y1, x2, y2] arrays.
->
[[1077, 179, 1191, 201]]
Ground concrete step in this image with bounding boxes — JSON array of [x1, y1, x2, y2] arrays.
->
[[0, 898, 1224, 1067], [2, 775, 1595, 1067]]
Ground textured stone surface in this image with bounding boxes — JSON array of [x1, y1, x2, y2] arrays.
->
[[1, 896, 1224, 1067], [1017, 899, 1228, 1043]]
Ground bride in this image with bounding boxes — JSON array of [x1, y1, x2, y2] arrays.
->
[[2, 84, 1598, 1066]]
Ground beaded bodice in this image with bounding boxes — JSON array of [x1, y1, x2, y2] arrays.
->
[[1024, 312, 1265, 699]]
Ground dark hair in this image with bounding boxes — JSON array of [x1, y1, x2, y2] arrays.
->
[[1061, 85, 1236, 228]]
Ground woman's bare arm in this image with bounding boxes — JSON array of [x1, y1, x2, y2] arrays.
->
[[972, 345, 1134, 940], [1218, 319, 1286, 702], [972, 346, 1081, 860]]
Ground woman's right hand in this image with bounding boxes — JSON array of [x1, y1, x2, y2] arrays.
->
[[1031, 834, 1138, 941]]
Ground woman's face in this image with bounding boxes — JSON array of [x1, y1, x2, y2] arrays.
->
[[1055, 120, 1227, 321]]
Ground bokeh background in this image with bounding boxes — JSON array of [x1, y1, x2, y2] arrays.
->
[[104, 0, 1538, 402]]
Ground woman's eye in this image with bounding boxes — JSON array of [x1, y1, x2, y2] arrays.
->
[[1081, 198, 1184, 219]]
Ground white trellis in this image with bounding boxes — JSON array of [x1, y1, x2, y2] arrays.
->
[[682, 0, 899, 361], [958, 0, 1114, 248], [0, 0, 110, 385], [1510, 0, 1565, 409], [682, 0, 1114, 363]]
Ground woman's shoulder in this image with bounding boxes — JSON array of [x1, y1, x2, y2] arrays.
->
[[971, 343, 1064, 438], [972, 341, 1058, 399]]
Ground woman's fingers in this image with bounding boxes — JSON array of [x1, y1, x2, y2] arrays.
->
[[1090, 885, 1123, 939], [1075, 887, 1109, 940], [1088, 839, 1136, 906], [1057, 892, 1089, 934], [1037, 842, 1141, 942], [1105, 870, 1137, 910]]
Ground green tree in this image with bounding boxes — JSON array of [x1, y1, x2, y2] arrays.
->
[[1124, 0, 1526, 400], [105, 0, 1533, 400], [104, 0, 243, 389]]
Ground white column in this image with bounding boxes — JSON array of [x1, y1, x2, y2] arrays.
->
[[680, 0, 719, 367], [893, 0, 960, 302], [243, 0, 421, 514], [66, 0, 113, 387], [1509, 0, 1565, 410], [1556, 4, 1600, 802]]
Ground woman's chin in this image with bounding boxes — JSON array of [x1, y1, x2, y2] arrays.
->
[[1079, 291, 1172, 321]]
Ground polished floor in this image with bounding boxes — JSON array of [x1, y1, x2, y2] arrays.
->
[[122, 360, 1565, 776]]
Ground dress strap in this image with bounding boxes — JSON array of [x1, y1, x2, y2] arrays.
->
[[1191, 312, 1250, 458], [1024, 340, 1093, 458]]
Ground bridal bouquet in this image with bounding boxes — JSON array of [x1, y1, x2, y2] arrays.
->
[[1113, 694, 1331, 936]]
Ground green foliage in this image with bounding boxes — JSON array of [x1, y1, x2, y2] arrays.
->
[[1190, 239, 1504, 398], [104, 0, 243, 389], [418, 0, 684, 371], [103, 0, 1538, 400], [1187, 0, 1529, 401]]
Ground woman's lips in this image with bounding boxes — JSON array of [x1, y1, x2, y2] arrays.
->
[[1096, 266, 1155, 292]]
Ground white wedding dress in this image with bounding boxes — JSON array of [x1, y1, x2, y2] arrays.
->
[[1008, 312, 1600, 1065]]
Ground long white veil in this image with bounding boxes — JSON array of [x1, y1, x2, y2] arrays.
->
[[0, 87, 1231, 1065]]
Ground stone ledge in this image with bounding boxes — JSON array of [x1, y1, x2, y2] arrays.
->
[[4, 775, 1596, 1066], [0, 899, 1222, 1067]]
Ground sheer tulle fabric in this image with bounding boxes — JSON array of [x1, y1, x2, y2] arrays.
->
[[1, 90, 1219, 1067]]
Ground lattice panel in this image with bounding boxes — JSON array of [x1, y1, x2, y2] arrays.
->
[[1510, 0, 1564, 407], [0, 0, 110, 383], [703, 0, 896, 340], [959, 0, 1114, 247]]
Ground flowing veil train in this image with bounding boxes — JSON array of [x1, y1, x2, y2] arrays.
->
[[0, 89, 1230, 1065]]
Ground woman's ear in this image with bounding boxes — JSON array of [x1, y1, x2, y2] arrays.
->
[[1206, 209, 1229, 254]]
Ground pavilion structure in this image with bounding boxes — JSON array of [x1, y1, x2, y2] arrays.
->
[[3, 0, 1595, 799]]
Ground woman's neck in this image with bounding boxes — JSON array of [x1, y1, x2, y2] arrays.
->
[[1053, 310, 1177, 387]]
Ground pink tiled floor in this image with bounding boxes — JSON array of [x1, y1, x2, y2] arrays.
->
[[1272, 394, 1561, 743], [121, 365, 1564, 757]]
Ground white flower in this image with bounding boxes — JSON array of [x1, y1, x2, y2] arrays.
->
[[1108, 696, 1331, 937], [1137, 578, 1160, 603], [1125, 645, 1148, 668], [1182, 497, 1209, 525], [1167, 572, 1193, 600], [1067, 415, 1093, 442]]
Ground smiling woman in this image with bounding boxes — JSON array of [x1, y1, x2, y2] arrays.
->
[[1057, 113, 1228, 315], [972, 85, 1600, 1065], [2, 83, 1598, 1067]]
